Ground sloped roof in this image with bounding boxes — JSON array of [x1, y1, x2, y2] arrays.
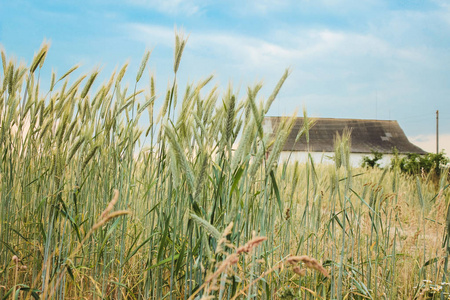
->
[[263, 117, 427, 154]]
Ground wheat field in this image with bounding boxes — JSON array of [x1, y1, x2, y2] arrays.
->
[[1, 34, 449, 299]]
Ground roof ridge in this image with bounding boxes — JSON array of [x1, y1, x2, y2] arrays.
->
[[265, 116, 397, 122]]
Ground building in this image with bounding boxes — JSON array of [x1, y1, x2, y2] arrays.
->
[[263, 117, 427, 167]]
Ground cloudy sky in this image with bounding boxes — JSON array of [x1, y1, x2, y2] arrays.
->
[[1, 0, 449, 153]]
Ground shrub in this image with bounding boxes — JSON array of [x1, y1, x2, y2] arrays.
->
[[361, 150, 383, 168], [392, 151, 449, 177]]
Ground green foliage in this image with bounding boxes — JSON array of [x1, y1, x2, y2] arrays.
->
[[393, 151, 449, 177], [361, 150, 383, 169]]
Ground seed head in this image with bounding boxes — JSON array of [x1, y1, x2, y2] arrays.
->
[[100, 189, 119, 220], [236, 236, 267, 254], [287, 255, 329, 277], [12, 255, 19, 264], [293, 266, 306, 276]]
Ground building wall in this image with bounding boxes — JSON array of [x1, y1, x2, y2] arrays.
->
[[278, 151, 395, 168]]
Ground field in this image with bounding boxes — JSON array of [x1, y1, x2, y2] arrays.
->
[[1, 35, 450, 299]]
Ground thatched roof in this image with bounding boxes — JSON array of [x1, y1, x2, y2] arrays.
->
[[263, 117, 427, 154]]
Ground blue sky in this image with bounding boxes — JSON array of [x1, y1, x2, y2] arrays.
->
[[1, 0, 449, 153]]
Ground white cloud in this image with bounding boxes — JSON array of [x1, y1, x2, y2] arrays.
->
[[125, 23, 299, 69], [124, 19, 450, 136], [190, 34, 296, 67], [125, 10, 440, 71], [125, 0, 205, 16], [126, 23, 175, 48], [241, 0, 292, 14], [127, 23, 393, 66], [409, 134, 450, 155]]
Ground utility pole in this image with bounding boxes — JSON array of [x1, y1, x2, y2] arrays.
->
[[436, 110, 439, 154]]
